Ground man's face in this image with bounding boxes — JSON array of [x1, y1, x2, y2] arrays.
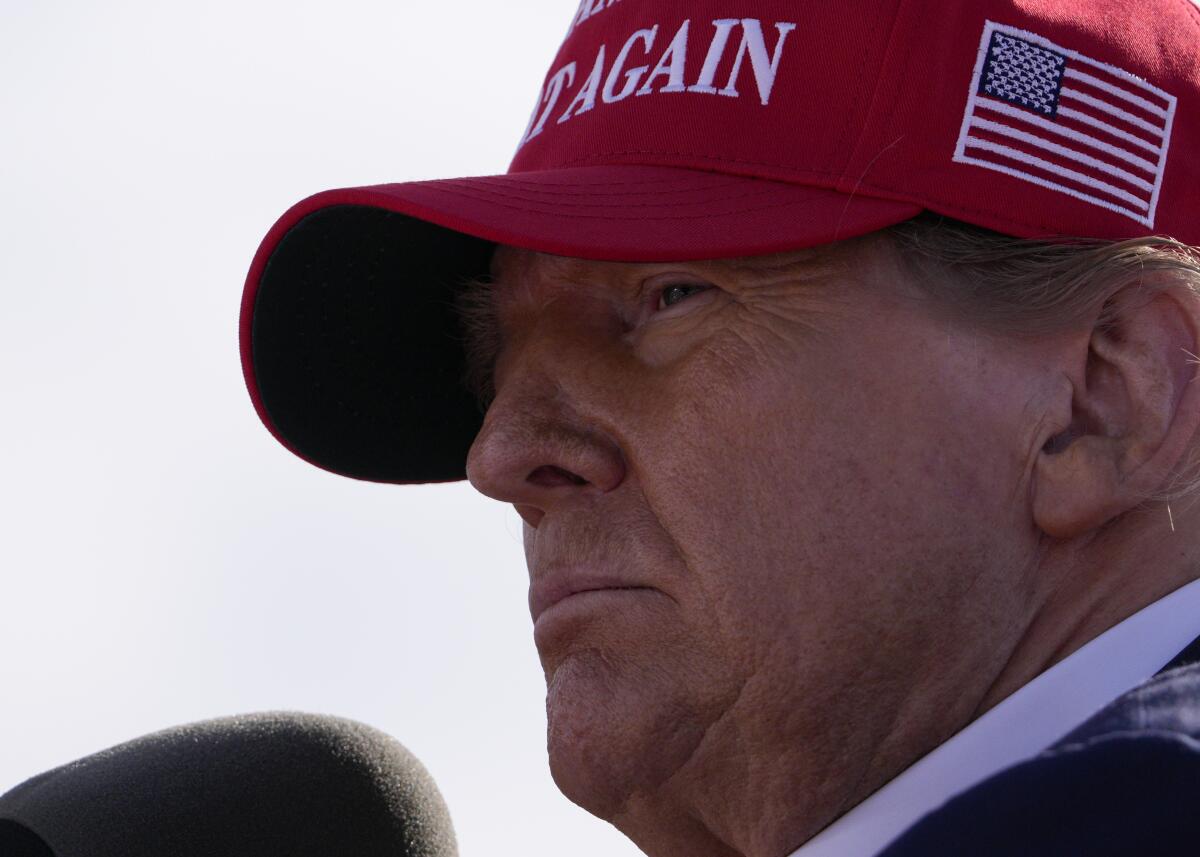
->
[[465, 231, 1048, 848]]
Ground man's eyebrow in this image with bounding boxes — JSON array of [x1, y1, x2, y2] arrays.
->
[[448, 247, 838, 412], [452, 272, 501, 412]]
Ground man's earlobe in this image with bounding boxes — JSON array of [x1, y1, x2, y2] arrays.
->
[[1032, 287, 1200, 540]]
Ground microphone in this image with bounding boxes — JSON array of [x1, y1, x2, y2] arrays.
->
[[0, 711, 457, 857]]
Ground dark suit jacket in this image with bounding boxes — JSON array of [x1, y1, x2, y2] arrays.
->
[[877, 637, 1200, 856]]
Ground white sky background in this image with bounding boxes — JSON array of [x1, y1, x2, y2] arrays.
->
[[0, 1, 641, 854]]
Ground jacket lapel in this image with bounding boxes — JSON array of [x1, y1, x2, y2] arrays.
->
[[1155, 632, 1200, 675]]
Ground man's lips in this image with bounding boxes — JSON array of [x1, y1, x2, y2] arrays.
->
[[529, 573, 658, 623]]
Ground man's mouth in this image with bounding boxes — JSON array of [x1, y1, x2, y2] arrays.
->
[[529, 574, 658, 624]]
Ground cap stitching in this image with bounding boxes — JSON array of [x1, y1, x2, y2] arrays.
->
[[434, 178, 795, 210], [1178, 0, 1200, 33], [838, 0, 910, 181], [835, 0, 907, 189], [875, 2, 921, 143], [422, 181, 905, 222], [834, 3, 875, 169], [453, 176, 747, 198], [517, 150, 843, 176], [494, 174, 727, 190]]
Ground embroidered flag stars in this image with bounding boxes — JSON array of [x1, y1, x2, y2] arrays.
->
[[955, 21, 1177, 228]]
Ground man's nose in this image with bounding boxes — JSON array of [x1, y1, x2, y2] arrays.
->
[[464, 338, 627, 529]]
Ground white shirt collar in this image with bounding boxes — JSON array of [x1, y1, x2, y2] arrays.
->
[[790, 576, 1200, 857]]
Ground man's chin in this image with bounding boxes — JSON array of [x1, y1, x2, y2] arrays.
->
[[543, 652, 631, 817], [542, 649, 711, 821]]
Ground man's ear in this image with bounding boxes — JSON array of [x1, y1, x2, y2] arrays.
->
[[1032, 285, 1200, 539]]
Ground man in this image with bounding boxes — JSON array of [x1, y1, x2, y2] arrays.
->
[[241, 0, 1200, 854]]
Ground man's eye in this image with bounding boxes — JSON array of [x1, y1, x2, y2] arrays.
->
[[656, 283, 711, 311]]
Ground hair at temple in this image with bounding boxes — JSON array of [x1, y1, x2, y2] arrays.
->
[[889, 212, 1200, 339]]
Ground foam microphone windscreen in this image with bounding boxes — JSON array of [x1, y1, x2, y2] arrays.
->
[[0, 711, 457, 857]]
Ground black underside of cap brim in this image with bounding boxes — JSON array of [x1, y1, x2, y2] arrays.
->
[[252, 205, 495, 483]]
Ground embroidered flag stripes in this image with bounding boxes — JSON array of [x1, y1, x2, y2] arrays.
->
[[955, 21, 1176, 227]]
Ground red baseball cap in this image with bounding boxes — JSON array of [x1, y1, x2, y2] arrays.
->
[[241, 0, 1200, 484]]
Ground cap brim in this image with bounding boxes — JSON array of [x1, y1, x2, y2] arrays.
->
[[241, 165, 921, 484]]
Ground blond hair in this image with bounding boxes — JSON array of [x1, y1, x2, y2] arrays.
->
[[887, 213, 1200, 337], [888, 213, 1200, 502]]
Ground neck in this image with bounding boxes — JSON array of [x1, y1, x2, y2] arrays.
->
[[976, 500, 1200, 715], [604, 504, 1200, 857], [608, 634, 1007, 857]]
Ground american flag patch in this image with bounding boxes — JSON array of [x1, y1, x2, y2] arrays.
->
[[954, 21, 1177, 227]]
